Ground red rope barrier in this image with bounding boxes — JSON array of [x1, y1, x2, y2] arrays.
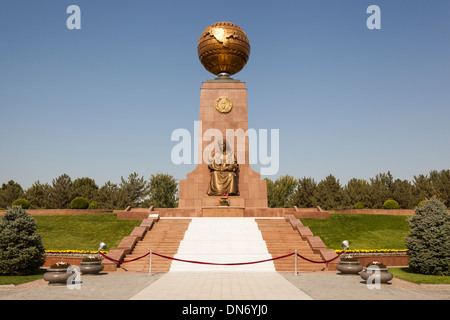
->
[[99, 251, 150, 264], [296, 251, 343, 264], [151, 252, 295, 266], [99, 250, 343, 266]]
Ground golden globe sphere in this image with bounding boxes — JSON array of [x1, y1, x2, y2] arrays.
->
[[197, 22, 250, 76]]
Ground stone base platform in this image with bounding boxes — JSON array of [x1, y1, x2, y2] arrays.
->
[[202, 206, 244, 217], [202, 196, 245, 207], [116, 206, 330, 219]]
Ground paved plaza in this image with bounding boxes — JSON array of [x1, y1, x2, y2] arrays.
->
[[1, 271, 449, 301]]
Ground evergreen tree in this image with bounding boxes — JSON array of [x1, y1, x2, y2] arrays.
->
[[367, 172, 392, 208], [344, 178, 371, 208], [429, 170, 450, 207], [96, 181, 128, 210], [413, 173, 435, 202], [0, 206, 45, 275], [119, 172, 150, 207], [390, 179, 417, 209], [48, 174, 73, 209], [146, 173, 178, 208], [289, 177, 318, 208], [316, 174, 347, 210], [265, 178, 274, 207], [413, 170, 450, 207], [72, 177, 99, 201], [26, 181, 51, 209], [0, 180, 24, 208], [266, 175, 298, 208], [405, 197, 450, 276]]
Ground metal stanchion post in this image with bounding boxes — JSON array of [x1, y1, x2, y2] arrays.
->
[[148, 249, 152, 276], [295, 249, 298, 275]]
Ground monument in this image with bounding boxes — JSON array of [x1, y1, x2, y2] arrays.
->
[[178, 22, 268, 216]]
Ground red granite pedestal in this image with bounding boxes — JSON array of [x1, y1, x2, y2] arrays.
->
[[178, 78, 267, 216]]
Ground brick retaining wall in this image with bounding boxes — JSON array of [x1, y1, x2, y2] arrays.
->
[[351, 255, 409, 267], [43, 256, 85, 267], [332, 209, 414, 215], [0, 209, 113, 216]]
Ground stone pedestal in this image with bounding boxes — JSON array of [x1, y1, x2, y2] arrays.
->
[[178, 78, 267, 215], [202, 207, 244, 217]]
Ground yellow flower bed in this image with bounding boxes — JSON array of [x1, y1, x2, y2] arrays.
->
[[335, 249, 408, 254], [45, 250, 108, 254]]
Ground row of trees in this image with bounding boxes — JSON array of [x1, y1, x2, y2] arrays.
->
[[266, 170, 450, 210], [0, 172, 178, 210], [1, 169, 448, 210]]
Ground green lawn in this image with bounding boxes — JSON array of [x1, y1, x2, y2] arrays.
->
[[300, 213, 411, 250], [0, 269, 46, 286], [389, 268, 450, 284], [34, 213, 142, 251]]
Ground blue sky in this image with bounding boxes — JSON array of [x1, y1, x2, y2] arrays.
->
[[0, 0, 449, 189]]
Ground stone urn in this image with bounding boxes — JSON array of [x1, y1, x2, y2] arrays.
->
[[360, 266, 394, 284], [44, 267, 73, 285], [80, 260, 104, 275], [336, 260, 363, 274]]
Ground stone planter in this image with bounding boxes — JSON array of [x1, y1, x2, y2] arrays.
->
[[336, 260, 363, 274], [80, 261, 104, 275], [360, 267, 394, 283], [43, 268, 73, 285]]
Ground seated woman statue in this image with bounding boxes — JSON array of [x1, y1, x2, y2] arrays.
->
[[206, 140, 239, 196]]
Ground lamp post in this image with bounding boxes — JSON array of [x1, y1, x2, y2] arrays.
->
[[341, 240, 349, 257], [98, 242, 107, 260]]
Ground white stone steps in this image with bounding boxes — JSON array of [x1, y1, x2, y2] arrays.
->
[[169, 218, 276, 272]]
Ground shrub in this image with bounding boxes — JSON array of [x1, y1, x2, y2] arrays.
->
[[383, 199, 399, 209], [12, 198, 30, 209], [405, 198, 450, 276], [417, 200, 426, 207], [70, 197, 89, 209], [88, 201, 99, 209], [354, 202, 364, 209], [0, 206, 45, 275]]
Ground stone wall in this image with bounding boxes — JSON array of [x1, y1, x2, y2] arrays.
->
[[332, 209, 414, 215], [0, 209, 112, 216]]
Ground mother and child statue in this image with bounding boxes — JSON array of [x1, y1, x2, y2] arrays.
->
[[206, 139, 240, 197]]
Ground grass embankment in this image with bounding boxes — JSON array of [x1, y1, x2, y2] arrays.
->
[[300, 213, 411, 250], [0, 269, 46, 286], [389, 268, 450, 285], [34, 212, 142, 251], [300, 214, 450, 284], [1, 213, 141, 285]]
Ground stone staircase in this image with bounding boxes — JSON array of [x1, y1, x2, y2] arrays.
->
[[111, 213, 338, 273], [256, 219, 332, 272], [169, 218, 276, 272], [117, 219, 191, 273]]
